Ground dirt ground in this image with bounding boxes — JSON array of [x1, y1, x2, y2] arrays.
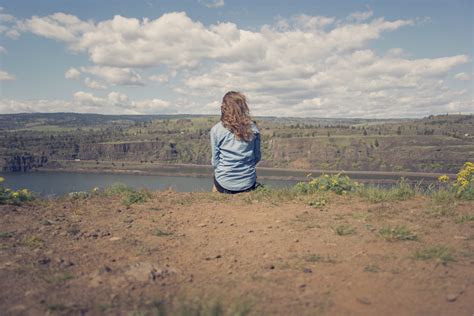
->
[[0, 191, 473, 315]]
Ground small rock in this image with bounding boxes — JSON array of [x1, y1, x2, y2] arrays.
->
[[109, 237, 121, 241], [303, 268, 312, 274], [294, 239, 299, 243], [215, 254, 222, 259], [446, 294, 458, 302], [356, 297, 371, 305], [197, 223, 207, 227], [38, 258, 51, 266], [248, 230, 254, 233], [123, 218, 134, 224], [299, 284, 306, 288], [265, 264, 275, 270]]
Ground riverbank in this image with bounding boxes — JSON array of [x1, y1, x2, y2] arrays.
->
[[39, 159, 451, 183], [0, 190, 472, 315]]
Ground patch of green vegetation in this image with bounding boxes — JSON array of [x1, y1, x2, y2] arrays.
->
[[412, 245, 455, 264], [304, 254, 337, 264], [295, 173, 360, 195], [123, 189, 151, 206], [21, 235, 44, 249], [44, 272, 74, 284], [0, 232, 13, 238], [0, 178, 35, 205], [351, 212, 370, 221], [333, 225, 356, 236], [427, 190, 457, 217], [171, 299, 251, 316], [154, 228, 171, 237], [358, 178, 416, 203], [307, 196, 327, 208], [105, 183, 135, 196], [455, 215, 474, 223], [363, 265, 380, 273], [378, 225, 418, 242]]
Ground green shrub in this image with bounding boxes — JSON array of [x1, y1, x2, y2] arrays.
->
[[379, 225, 417, 241], [358, 178, 416, 203], [295, 173, 360, 195], [122, 189, 151, 206], [413, 245, 455, 264], [0, 177, 35, 205], [105, 182, 135, 196]]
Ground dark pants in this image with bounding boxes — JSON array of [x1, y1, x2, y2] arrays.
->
[[213, 177, 257, 194]]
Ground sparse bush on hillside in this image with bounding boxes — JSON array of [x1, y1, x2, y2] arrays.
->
[[357, 178, 417, 203], [104, 182, 151, 206], [294, 173, 360, 195], [453, 161, 474, 199], [0, 176, 35, 205]]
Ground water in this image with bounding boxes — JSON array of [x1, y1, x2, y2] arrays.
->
[[1, 166, 440, 196], [0, 171, 299, 196]]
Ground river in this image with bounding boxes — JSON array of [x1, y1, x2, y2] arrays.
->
[[0, 166, 442, 196], [0, 171, 299, 196]]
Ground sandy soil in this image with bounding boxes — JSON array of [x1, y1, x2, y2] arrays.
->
[[0, 191, 473, 315]]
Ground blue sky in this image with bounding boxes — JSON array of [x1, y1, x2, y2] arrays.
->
[[0, 0, 472, 117]]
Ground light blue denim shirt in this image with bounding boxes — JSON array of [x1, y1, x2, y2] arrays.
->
[[210, 122, 261, 191]]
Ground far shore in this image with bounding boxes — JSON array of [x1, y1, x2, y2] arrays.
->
[[17, 160, 454, 183]]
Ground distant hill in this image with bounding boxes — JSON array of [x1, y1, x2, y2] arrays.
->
[[0, 113, 472, 174]]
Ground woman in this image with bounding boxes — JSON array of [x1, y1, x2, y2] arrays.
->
[[210, 91, 261, 194]]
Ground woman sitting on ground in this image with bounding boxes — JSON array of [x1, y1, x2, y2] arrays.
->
[[210, 91, 261, 194]]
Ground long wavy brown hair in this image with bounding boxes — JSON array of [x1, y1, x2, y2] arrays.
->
[[221, 91, 254, 142]]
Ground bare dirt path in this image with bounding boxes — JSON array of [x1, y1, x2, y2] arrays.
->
[[0, 191, 473, 315]]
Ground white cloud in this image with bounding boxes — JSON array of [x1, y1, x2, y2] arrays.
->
[[347, 10, 373, 22], [81, 66, 144, 86], [149, 70, 177, 83], [454, 72, 471, 81], [65, 67, 81, 79], [0, 46, 6, 54], [84, 77, 107, 89], [5, 11, 473, 117], [0, 70, 15, 80], [199, 0, 225, 8]]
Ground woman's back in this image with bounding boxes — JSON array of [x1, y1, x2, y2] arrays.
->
[[211, 121, 260, 191], [210, 91, 261, 193]]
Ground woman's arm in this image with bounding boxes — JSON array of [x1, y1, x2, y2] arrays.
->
[[254, 132, 261, 164], [210, 128, 220, 169]]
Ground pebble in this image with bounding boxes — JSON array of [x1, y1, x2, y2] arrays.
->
[[109, 237, 121, 241], [446, 294, 458, 302], [197, 223, 207, 227], [356, 297, 371, 305]]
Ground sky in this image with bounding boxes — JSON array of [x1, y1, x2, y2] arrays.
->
[[0, 0, 472, 118]]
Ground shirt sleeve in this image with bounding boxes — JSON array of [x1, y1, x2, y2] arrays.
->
[[254, 131, 261, 164], [210, 127, 220, 169]]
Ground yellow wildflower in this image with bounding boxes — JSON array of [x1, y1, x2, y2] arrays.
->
[[437, 175, 449, 183], [0, 176, 4, 183]]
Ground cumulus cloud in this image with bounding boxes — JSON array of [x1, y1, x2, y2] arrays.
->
[[149, 70, 177, 83], [0, 70, 15, 80], [84, 77, 107, 89], [5, 10, 473, 117], [199, 0, 225, 8], [347, 9, 373, 22], [454, 72, 471, 81], [80, 66, 144, 86], [65, 67, 81, 79]]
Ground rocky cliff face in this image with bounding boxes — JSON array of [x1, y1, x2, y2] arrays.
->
[[1, 154, 48, 172], [271, 136, 472, 173], [77, 141, 210, 164]]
